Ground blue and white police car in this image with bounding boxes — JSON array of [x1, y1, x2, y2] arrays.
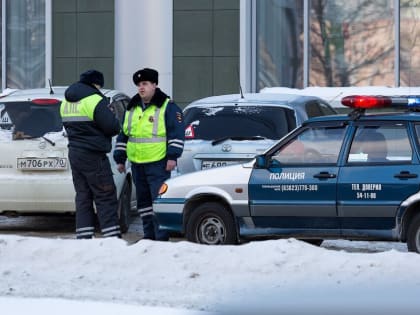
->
[[154, 95, 420, 252]]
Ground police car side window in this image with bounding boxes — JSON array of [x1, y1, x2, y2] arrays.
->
[[348, 125, 412, 163], [272, 126, 346, 165]]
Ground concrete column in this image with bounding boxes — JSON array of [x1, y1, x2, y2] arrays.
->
[[114, 0, 173, 96]]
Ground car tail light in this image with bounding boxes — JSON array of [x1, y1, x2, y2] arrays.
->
[[31, 98, 61, 105]]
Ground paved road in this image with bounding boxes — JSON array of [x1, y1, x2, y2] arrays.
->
[[0, 214, 144, 244], [0, 214, 408, 252]]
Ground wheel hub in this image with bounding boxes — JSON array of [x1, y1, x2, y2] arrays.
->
[[199, 217, 225, 245]]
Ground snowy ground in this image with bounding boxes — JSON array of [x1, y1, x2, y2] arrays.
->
[[1, 235, 420, 314]]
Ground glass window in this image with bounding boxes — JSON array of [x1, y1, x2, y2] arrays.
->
[[4, 100, 62, 139], [348, 125, 412, 163], [273, 125, 347, 164], [256, 0, 304, 90], [6, 0, 45, 89], [309, 0, 394, 86], [305, 101, 336, 118], [400, 0, 420, 86], [184, 105, 296, 141]]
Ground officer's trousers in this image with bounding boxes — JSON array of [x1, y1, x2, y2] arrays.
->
[[69, 148, 121, 239], [131, 159, 170, 241]]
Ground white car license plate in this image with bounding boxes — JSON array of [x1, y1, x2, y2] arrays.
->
[[201, 160, 234, 170], [17, 158, 68, 170]]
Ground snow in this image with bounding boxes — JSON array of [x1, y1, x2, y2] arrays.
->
[[1, 235, 420, 314]]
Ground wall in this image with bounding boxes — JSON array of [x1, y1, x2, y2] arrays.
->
[[52, 0, 114, 88], [114, 0, 173, 97], [173, 0, 239, 108]]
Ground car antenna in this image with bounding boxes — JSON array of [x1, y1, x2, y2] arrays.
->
[[48, 79, 54, 95]]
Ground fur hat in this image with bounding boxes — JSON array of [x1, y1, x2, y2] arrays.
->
[[79, 69, 104, 88], [132, 68, 158, 85]]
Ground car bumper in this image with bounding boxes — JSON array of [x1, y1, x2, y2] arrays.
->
[[154, 200, 184, 233]]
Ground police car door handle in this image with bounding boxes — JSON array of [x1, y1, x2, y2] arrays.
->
[[314, 171, 336, 179], [394, 171, 418, 179]]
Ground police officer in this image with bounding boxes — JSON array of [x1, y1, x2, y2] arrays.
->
[[113, 68, 185, 241], [60, 69, 121, 239]]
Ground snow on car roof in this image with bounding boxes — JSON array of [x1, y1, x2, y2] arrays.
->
[[184, 93, 325, 112]]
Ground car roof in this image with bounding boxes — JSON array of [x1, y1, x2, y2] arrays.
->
[[0, 86, 125, 102], [183, 93, 330, 111]]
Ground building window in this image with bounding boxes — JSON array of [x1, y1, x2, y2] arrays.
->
[[400, 0, 420, 86], [309, 0, 394, 87], [2, 0, 45, 90], [256, 0, 304, 90]]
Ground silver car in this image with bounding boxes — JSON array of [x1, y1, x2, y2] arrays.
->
[[0, 87, 137, 232], [178, 93, 336, 174]]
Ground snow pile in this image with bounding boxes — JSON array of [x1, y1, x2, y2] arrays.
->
[[1, 235, 420, 314]]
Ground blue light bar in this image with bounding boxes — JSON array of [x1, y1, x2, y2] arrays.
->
[[406, 96, 420, 108]]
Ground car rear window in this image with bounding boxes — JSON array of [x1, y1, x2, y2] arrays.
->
[[184, 105, 296, 140], [1, 101, 63, 138]]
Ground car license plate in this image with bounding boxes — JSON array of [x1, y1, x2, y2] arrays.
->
[[17, 158, 68, 170], [201, 160, 234, 170]]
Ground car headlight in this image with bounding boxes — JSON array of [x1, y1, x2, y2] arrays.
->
[[158, 183, 168, 195]]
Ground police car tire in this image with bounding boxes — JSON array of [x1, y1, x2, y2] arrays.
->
[[407, 214, 420, 253], [186, 202, 237, 245], [118, 180, 131, 234]]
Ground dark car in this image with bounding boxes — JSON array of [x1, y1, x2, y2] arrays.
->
[[177, 93, 336, 174], [154, 94, 420, 252]]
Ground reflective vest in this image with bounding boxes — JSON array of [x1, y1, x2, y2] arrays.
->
[[123, 98, 169, 163], [60, 94, 102, 122]]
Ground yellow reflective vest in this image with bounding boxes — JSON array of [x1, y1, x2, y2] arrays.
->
[[123, 98, 169, 163], [60, 94, 102, 122]]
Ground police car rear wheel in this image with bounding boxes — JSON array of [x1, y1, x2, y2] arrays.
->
[[407, 214, 420, 253], [186, 202, 237, 245]]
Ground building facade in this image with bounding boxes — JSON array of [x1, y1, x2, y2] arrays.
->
[[1, 0, 419, 108]]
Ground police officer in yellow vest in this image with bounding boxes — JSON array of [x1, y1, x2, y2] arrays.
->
[[60, 70, 121, 239], [113, 68, 185, 241]]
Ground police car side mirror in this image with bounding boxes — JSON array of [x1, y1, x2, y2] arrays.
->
[[255, 155, 268, 169]]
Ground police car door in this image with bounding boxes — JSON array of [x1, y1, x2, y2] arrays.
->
[[338, 122, 419, 235], [249, 123, 347, 232]]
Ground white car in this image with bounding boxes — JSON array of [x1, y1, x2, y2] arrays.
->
[[0, 87, 137, 232]]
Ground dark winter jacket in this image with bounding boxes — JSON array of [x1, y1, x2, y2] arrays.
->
[[113, 88, 185, 164], [62, 82, 120, 153]]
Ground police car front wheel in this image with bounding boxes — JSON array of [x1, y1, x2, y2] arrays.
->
[[186, 202, 237, 245], [407, 213, 420, 253]]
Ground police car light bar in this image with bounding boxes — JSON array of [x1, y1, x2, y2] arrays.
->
[[341, 95, 420, 109]]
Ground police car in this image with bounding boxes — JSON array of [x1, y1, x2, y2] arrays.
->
[[0, 87, 136, 232], [154, 95, 420, 252]]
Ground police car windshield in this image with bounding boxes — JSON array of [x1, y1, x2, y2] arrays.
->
[[184, 105, 296, 141], [2, 101, 63, 139]]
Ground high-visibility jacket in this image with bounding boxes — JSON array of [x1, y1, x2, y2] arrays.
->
[[60, 82, 120, 153], [123, 98, 170, 163], [60, 94, 102, 122]]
